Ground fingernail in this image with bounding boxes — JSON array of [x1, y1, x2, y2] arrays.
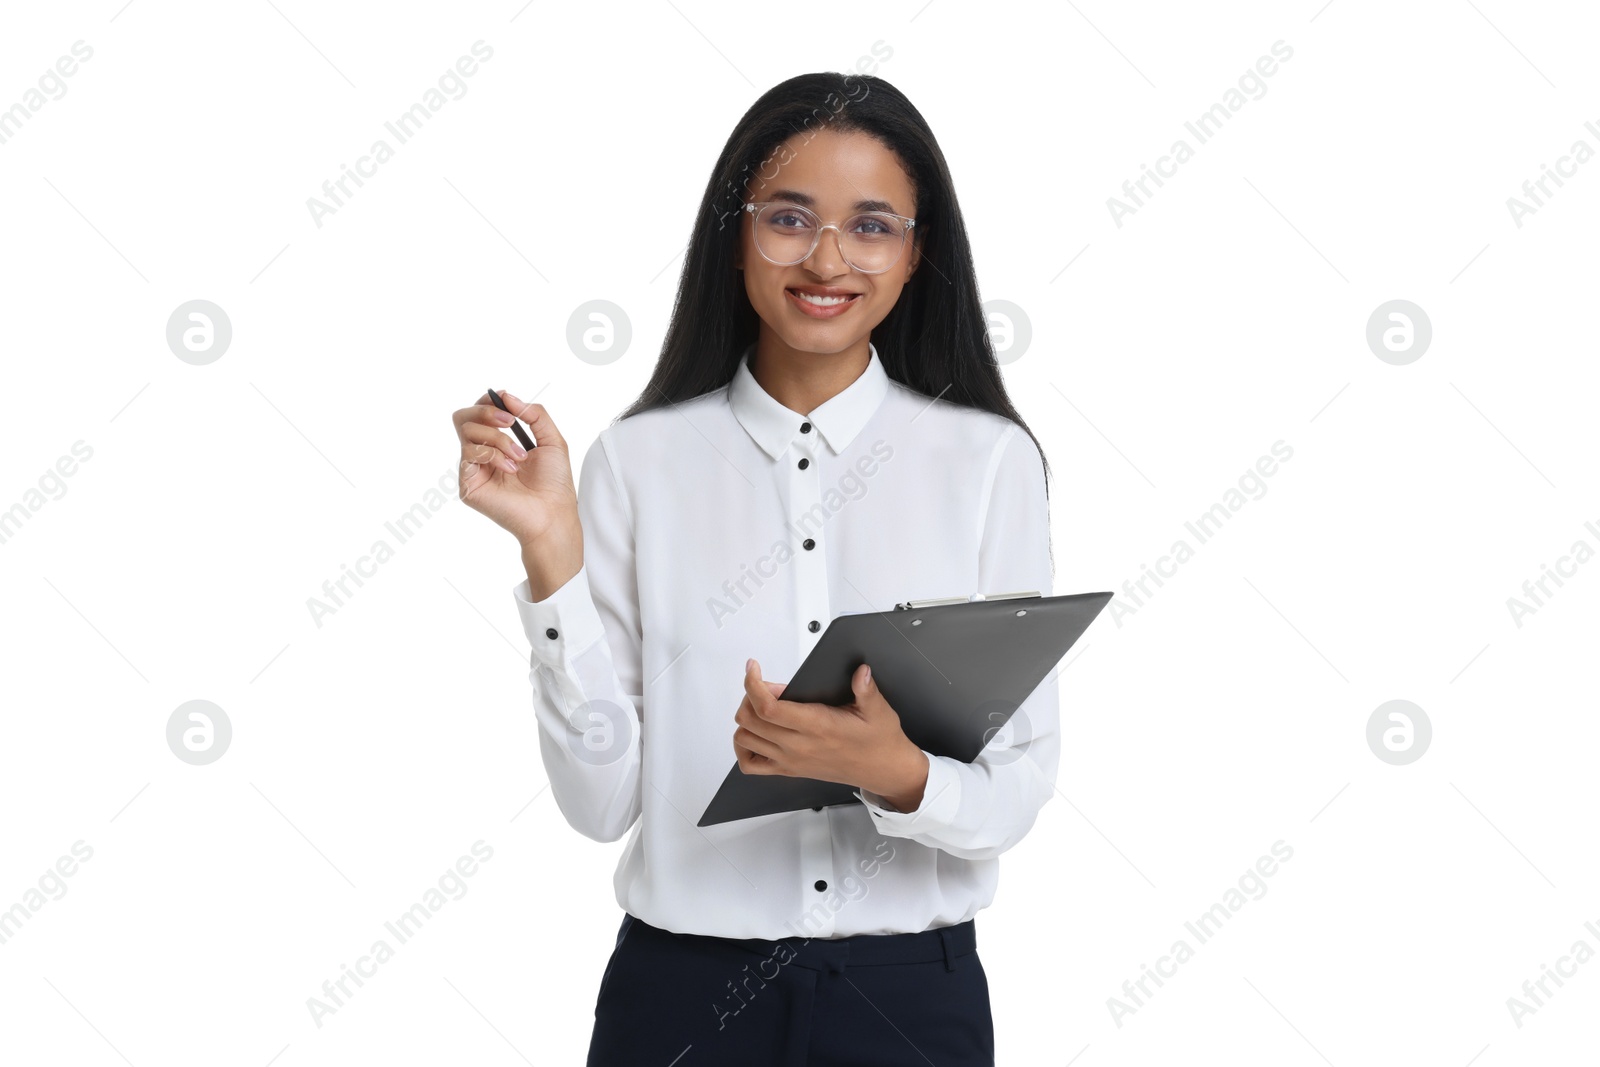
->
[[746, 658, 754, 672], [863, 665, 871, 683]]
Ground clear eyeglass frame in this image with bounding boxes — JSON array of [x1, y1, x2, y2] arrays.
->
[[743, 200, 917, 275]]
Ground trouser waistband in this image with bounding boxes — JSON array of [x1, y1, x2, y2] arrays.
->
[[629, 915, 977, 974]]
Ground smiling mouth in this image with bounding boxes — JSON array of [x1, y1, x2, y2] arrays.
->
[[786, 289, 861, 307]]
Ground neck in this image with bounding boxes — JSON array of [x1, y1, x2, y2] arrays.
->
[[748, 334, 871, 415]]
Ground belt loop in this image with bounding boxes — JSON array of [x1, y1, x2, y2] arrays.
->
[[939, 927, 956, 972], [828, 941, 850, 975]]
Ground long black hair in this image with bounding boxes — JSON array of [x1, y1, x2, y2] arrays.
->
[[616, 71, 1053, 552]]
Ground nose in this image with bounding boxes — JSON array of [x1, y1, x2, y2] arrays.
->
[[802, 224, 852, 278]]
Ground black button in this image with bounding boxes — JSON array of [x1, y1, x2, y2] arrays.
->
[[544, 627, 558, 640], [812, 805, 822, 811], [800, 421, 812, 433], [808, 620, 820, 632], [797, 457, 809, 470], [802, 538, 815, 550], [814, 880, 828, 892]]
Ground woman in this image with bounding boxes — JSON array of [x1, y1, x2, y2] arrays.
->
[[454, 71, 1056, 1066]]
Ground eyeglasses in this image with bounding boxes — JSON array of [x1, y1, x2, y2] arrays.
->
[[743, 200, 916, 275]]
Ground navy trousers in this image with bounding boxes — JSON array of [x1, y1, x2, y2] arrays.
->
[[586, 912, 995, 1066]]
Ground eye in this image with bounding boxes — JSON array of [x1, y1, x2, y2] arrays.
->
[[850, 214, 905, 239], [762, 203, 816, 231]]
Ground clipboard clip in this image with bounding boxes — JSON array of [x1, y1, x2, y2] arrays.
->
[[893, 589, 1041, 611]]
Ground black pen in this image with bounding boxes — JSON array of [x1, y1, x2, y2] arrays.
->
[[486, 387, 536, 452]]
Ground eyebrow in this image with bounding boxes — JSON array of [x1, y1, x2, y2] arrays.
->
[[766, 188, 904, 216]]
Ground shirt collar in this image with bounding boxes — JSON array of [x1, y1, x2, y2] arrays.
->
[[728, 342, 891, 460]]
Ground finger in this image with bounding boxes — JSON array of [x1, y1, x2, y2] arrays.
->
[[454, 403, 523, 477], [744, 659, 775, 713], [453, 399, 521, 435], [458, 454, 493, 499], [735, 742, 776, 775], [745, 661, 797, 730], [852, 663, 877, 706], [742, 679, 789, 709], [736, 700, 787, 743], [493, 392, 567, 452], [460, 420, 529, 463], [460, 440, 519, 476], [733, 726, 782, 762], [743, 658, 766, 710]]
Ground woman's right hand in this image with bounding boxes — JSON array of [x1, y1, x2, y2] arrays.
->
[[453, 390, 581, 554]]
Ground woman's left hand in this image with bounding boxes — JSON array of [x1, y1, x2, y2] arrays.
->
[[732, 659, 929, 811]]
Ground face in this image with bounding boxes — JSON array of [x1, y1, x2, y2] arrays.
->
[[735, 128, 921, 357]]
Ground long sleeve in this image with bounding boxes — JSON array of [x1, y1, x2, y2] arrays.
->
[[511, 430, 644, 843], [855, 423, 1058, 860]]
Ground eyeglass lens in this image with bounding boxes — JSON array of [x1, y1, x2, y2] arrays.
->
[[752, 203, 909, 273]]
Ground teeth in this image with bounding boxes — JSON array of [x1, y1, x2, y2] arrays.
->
[[792, 290, 856, 306]]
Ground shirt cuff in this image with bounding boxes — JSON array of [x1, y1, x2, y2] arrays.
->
[[855, 751, 961, 834], [511, 564, 606, 669]]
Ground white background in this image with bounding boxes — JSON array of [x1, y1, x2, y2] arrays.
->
[[2, 1, 1597, 1064]]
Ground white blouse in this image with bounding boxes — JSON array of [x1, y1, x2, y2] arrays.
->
[[511, 342, 1057, 939]]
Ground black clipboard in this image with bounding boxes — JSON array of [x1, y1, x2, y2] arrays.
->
[[696, 588, 1112, 826]]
